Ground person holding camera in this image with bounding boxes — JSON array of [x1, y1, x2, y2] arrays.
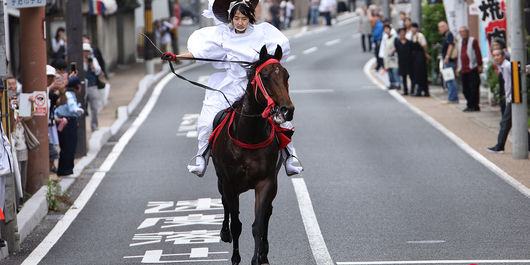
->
[[83, 43, 101, 132]]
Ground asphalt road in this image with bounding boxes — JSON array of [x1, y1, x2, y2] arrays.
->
[[19, 21, 530, 265]]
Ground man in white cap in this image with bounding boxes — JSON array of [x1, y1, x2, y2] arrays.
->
[[47, 64, 64, 173], [83, 42, 101, 131]]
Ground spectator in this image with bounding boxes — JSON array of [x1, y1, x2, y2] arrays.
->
[[389, 4, 400, 28], [394, 27, 414, 95], [403, 17, 412, 40], [51, 58, 69, 87], [378, 18, 397, 59], [358, 5, 372, 52], [382, 25, 399, 90], [51, 27, 67, 59], [7, 77, 34, 209], [371, 13, 384, 71], [83, 42, 101, 131], [438, 21, 459, 104], [487, 49, 530, 153], [456, 26, 482, 112], [260, 0, 273, 24], [410, 22, 430, 96], [46, 65, 65, 174], [280, 0, 295, 29], [270, 0, 281, 29], [0, 81, 14, 248], [491, 39, 509, 115], [319, 0, 336, 26], [397, 11, 406, 28], [308, 0, 319, 26], [155, 20, 175, 53], [83, 35, 107, 79], [55, 77, 85, 176]]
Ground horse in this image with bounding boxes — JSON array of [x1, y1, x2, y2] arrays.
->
[[210, 45, 295, 265]]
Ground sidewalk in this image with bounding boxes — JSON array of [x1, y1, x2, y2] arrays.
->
[[1, 11, 361, 257], [366, 58, 530, 189]]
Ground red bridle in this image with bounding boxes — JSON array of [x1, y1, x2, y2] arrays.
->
[[250, 58, 282, 118]]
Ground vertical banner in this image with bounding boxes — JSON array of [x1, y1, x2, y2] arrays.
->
[[443, 0, 468, 39], [474, 0, 507, 50]]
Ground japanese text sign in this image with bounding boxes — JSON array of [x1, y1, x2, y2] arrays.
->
[[33, 91, 47, 116], [474, 0, 507, 49], [7, 0, 46, 8]]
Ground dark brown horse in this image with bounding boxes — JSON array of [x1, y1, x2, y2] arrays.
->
[[211, 45, 294, 265]]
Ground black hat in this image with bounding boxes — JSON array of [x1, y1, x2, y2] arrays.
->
[[66, 76, 82, 88], [213, 0, 258, 24]]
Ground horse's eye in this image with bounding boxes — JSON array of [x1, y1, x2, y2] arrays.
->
[[262, 76, 270, 82]]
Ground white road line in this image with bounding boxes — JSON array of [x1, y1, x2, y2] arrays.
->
[[303, 47, 319, 54], [291, 178, 334, 265], [286, 55, 297, 63], [20, 64, 198, 265], [325, 39, 341, 46], [290, 89, 334, 94], [363, 57, 530, 199], [337, 260, 530, 264]]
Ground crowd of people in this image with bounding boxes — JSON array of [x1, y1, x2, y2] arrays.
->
[[0, 27, 106, 230]]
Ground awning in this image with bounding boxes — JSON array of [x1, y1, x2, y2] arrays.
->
[[89, 0, 118, 15]]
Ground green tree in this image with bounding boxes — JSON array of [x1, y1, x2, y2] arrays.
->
[[421, 3, 447, 82]]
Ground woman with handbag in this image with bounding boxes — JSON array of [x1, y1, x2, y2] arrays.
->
[[7, 77, 36, 208]]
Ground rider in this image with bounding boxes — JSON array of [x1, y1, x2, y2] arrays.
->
[[161, 0, 303, 177]]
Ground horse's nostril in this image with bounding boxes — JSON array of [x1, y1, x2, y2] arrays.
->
[[280, 107, 289, 116]]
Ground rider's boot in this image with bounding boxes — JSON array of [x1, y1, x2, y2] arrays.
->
[[188, 141, 210, 177], [282, 142, 303, 176]]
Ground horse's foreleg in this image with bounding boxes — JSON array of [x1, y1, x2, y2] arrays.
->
[[223, 190, 242, 265], [252, 181, 277, 265], [220, 196, 232, 243]]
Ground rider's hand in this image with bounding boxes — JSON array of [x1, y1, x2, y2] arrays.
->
[[161, 52, 178, 61]]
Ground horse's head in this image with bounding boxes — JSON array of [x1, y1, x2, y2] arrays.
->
[[250, 45, 295, 125]]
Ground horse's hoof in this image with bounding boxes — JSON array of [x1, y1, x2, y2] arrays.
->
[[220, 228, 232, 243]]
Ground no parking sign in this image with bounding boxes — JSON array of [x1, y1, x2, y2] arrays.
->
[[33, 91, 47, 116]]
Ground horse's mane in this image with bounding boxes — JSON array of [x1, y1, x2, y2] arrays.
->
[[246, 53, 276, 82]]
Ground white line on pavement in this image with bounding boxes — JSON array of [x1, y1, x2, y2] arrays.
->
[[19, 64, 197, 265], [363, 57, 530, 200], [325, 39, 341, 46], [337, 260, 530, 264], [303, 47, 319, 54], [286, 55, 297, 63], [290, 89, 334, 94], [291, 178, 334, 265]]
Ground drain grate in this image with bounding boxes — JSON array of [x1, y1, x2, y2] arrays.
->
[[45, 214, 64, 220]]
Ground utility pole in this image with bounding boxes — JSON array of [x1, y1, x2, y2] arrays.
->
[[510, 0, 529, 159], [411, 0, 422, 29], [21, 7, 48, 194], [382, 0, 389, 19], [66, 0, 87, 158], [144, 0, 155, 74]]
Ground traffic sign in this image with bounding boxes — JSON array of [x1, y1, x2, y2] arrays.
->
[[7, 0, 46, 8], [33, 91, 47, 116]]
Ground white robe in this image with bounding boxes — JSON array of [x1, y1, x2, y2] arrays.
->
[[187, 22, 291, 153]]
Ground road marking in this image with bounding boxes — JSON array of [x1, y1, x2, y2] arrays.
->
[[177, 113, 199, 138], [363, 57, 530, 200], [291, 178, 334, 265], [20, 64, 199, 265], [406, 240, 445, 244], [130, 230, 220, 246], [337, 260, 530, 264], [290, 89, 334, 94], [286, 55, 297, 63], [325, 39, 341, 46], [124, 248, 228, 263], [303, 47, 318, 54]]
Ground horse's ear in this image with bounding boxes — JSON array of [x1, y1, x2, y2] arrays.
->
[[260, 45, 268, 61], [273, 45, 283, 60]]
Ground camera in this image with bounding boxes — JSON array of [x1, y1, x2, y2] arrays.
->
[[86, 55, 93, 62]]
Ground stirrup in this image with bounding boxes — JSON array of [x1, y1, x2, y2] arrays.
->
[[187, 154, 208, 178], [285, 154, 304, 177]]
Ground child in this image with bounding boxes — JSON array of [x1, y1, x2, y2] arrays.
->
[[54, 77, 84, 176], [382, 25, 399, 90]]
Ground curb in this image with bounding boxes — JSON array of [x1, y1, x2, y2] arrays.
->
[[363, 58, 530, 200], [16, 62, 177, 245]]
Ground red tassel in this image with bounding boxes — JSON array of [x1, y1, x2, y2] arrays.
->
[[0, 206, 4, 221]]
